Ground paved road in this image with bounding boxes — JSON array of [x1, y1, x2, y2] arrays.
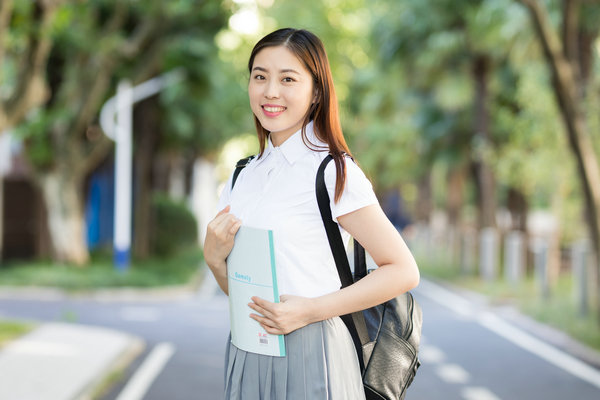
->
[[1, 277, 599, 400]]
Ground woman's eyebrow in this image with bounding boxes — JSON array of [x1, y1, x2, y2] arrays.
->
[[252, 66, 300, 74], [280, 68, 300, 75]]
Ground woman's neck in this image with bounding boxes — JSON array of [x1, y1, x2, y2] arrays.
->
[[270, 130, 297, 147]]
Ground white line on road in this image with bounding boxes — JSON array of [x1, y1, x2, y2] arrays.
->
[[461, 386, 502, 400], [435, 363, 470, 384], [116, 342, 176, 400], [478, 311, 600, 390], [418, 279, 600, 390], [419, 344, 446, 364]]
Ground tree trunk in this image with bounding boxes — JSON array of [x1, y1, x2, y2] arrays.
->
[[0, 176, 4, 263], [518, 0, 600, 320], [132, 97, 160, 259], [446, 166, 465, 228], [415, 170, 433, 223], [37, 170, 88, 266], [472, 55, 497, 229], [506, 187, 528, 232]]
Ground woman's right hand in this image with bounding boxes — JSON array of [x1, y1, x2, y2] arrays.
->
[[203, 205, 242, 293]]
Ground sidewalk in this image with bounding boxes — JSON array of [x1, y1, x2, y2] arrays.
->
[[0, 322, 144, 400]]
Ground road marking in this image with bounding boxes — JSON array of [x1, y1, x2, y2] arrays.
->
[[478, 311, 600, 390], [461, 386, 502, 400], [120, 307, 161, 322], [419, 344, 445, 364], [436, 363, 470, 384], [116, 342, 176, 400], [418, 279, 600, 390]]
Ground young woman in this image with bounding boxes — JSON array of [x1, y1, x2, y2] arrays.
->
[[203, 28, 420, 399]]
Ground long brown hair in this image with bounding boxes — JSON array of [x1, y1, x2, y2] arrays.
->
[[248, 28, 351, 202]]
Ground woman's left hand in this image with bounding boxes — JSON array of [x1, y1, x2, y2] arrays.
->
[[248, 295, 316, 335]]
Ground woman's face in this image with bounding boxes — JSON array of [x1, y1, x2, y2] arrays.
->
[[248, 45, 315, 146]]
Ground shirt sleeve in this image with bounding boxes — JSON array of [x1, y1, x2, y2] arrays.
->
[[324, 157, 379, 222]]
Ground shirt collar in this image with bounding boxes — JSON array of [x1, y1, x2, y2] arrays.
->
[[254, 121, 328, 166], [277, 121, 328, 165]]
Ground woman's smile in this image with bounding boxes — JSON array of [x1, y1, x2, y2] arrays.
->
[[262, 104, 287, 117]]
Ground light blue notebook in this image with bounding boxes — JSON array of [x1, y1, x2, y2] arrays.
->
[[227, 225, 285, 357]]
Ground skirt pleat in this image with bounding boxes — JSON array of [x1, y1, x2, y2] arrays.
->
[[224, 317, 365, 400]]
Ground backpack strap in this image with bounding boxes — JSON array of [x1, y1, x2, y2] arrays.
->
[[315, 154, 370, 372], [231, 155, 255, 190]]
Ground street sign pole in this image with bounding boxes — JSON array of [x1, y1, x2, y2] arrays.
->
[[113, 80, 133, 270], [100, 70, 184, 271]]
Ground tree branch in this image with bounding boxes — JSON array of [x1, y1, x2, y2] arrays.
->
[[517, 0, 578, 112], [3, 0, 64, 128], [518, 0, 600, 266], [81, 133, 113, 178], [120, 15, 163, 59], [562, 0, 580, 80], [0, 0, 14, 64]]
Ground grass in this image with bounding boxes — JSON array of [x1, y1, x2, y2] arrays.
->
[[0, 246, 204, 291], [416, 252, 600, 352], [0, 320, 35, 349]]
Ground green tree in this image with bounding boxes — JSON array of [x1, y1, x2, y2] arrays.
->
[[0, 0, 64, 132], [9, 0, 229, 265]]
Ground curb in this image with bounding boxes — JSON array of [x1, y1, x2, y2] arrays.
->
[[76, 333, 145, 400], [0, 322, 146, 400], [0, 268, 205, 303]]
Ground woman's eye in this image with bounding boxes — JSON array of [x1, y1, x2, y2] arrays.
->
[[254, 74, 265, 80], [282, 77, 295, 83]]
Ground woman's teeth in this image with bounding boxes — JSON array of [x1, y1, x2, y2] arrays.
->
[[263, 106, 286, 112]]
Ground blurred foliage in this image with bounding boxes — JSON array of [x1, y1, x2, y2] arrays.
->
[[246, 0, 596, 241], [2, 0, 600, 261], [150, 193, 198, 257], [0, 246, 203, 289], [11, 0, 234, 166]]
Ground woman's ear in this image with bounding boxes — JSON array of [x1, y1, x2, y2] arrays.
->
[[312, 88, 320, 104]]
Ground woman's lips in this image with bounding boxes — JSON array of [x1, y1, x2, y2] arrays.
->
[[262, 105, 286, 118]]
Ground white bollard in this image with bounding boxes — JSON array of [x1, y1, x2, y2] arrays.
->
[[504, 231, 525, 285], [533, 238, 550, 298], [571, 241, 589, 316], [479, 227, 498, 281], [461, 229, 476, 275]]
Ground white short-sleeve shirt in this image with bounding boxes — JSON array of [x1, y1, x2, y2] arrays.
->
[[217, 121, 379, 298]]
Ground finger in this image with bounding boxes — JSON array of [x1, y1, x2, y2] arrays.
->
[[212, 211, 238, 228], [212, 214, 241, 236], [251, 296, 274, 311], [260, 323, 284, 335], [248, 302, 274, 320], [229, 219, 242, 235], [250, 313, 277, 329], [216, 205, 230, 217]]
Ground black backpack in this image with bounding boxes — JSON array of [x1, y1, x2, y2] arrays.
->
[[316, 155, 422, 400]]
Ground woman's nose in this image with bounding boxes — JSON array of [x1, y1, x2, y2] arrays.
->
[[264, 79, 279, 99]]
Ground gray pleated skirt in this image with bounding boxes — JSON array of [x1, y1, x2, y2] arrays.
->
[[224, 317, 365, 400]]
